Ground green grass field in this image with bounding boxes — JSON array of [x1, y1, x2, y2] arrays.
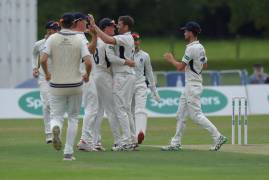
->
[[0, 115, 269, 180], [141, 38, 269, 72]]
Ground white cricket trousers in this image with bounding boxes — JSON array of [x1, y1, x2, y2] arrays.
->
[[50, 93, 82, 155], [113, 72, 136, 145], [93, 71, 121, 145], [39, 80, 51, 136], [80, 77, 99, 145], [170, 83, 221, 145], [131, 80, 148, 138]]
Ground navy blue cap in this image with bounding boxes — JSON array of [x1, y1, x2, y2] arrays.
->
[[45, 21, 60, 30], [180, 21, 201, 34], [73, 12, 88, 22], [99, 18, 115, 30], [60, 13, 75, 24]]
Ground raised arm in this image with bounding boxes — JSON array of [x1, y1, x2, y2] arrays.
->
[[164, 52, 187, 71]]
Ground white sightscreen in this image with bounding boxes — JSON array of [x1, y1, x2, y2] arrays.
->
[[0, 0, 37, 88]]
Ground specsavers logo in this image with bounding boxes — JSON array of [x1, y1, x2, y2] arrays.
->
[[146, 88, 227, 114], [18, 91, 42, 115], [18, 91, 85, 116], [201, 89, 228, 113], [146, 89, 181, 114]]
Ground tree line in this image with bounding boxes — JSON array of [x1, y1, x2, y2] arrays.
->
[[38, 0, 269, 38]]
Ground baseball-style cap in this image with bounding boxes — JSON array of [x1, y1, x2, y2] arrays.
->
[[180, 21, 201, 34], [132, 33, 140, 41], [73, 12, 88, 22], [253, 64, 263, 68], [60, 13, 75, 24], [45, 21, 60, 30], [98, 18, 115, 30]]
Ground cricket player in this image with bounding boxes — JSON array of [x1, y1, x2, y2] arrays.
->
[[77, 16, 121, 151], [32, 21, 60, 144], [131, 33, 160, 144], [40, 13, 92, 160], [89, 15, 136, 151], [161, 21, 227, 151], [70, 12, 101, 152], [78, 18, 122, 151]]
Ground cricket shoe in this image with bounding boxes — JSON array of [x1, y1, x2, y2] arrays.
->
[[63, 154, 76, 161], [95, 143, 106, 152], [77, 140, 98, 152], [46, 133, 52, 144], [52, 126, 62, 151], [111, 144, 134, 151], [161, 144, 182, 151], [210, 135, 228, 151], [132, 143, 139, 151], [137, 131, 145, 144]]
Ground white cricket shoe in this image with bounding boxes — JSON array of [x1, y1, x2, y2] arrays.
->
[[52, 126, 62, 151], [46, 133, 52, 144], [95, 143, 106, 151], [63, 154, 76, 161], [77, 140, 98, 152], [111, 144, 134, 151], [210, 135, 228, 151], [161, 144, 182, 151]]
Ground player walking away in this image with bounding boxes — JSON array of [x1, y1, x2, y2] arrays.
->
[[89, 15, 137, 151], [131, 33, 160, 145], [77, 18, 122, 152], [32, 21, 60, 144], [161, 21, 227, 151], [40, 13, 92, 160]]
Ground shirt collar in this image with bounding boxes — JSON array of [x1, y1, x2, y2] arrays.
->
[[60, 28, 76, 33], [123, 31, 131, 35], [187, 40, 199, 47]]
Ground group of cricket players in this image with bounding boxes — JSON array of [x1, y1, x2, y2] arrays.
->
[[33, 12, 227, 161]]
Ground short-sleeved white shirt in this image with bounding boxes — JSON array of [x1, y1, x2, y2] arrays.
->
[[107, 32, 135, 74], [182, 41, 207, 85], [43, 29, 90, 59]]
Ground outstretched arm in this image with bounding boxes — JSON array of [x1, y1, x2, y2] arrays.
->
[[164, 52, 186, 71]]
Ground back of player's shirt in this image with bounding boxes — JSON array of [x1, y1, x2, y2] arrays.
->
[[42, 29, 90, 95], [92, 38, 111, 74], [182, 41, 207, 85]]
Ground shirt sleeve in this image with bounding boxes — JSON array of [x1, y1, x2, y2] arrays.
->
[[32, 42, 40, 69], [42, 37, 52, 56], [105, 44, 125, 65], [113, 34, 129, 46], [182, 47, 192, 64], [81, 33, 89, 45], [81, 41, 91, 59], [144, 53, 156, 87]]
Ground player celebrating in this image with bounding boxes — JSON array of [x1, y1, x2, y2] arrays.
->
[[71, 12, 101, 152], [32, 21, 60, 144], [131, 33, 160, 145], [77, 18, 122, 151], [162, 21, 227, 151], [89, 15, 136, 151], [40, 13, 92, 160]]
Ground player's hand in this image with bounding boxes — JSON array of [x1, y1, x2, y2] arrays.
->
[[82, 73, 89, 83], [164, 52, 175, 63], [152, 92, 161, 103], [87, 14, 95, 26], [45, 73, 51, 81], [32, 68, 39, 78], [124, 59, 135, 67]]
